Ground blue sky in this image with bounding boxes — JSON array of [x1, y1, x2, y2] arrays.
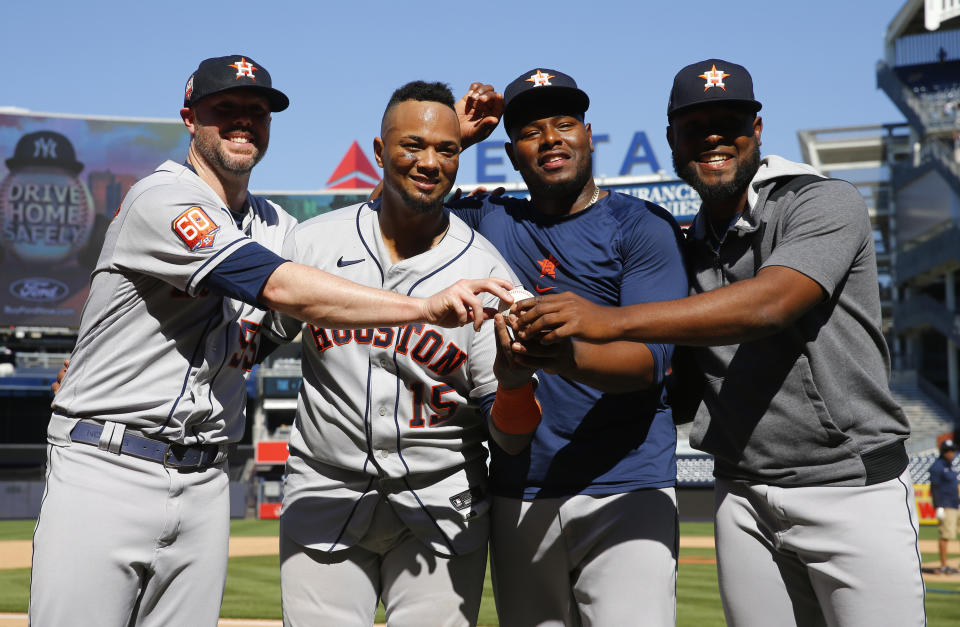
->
[[4, 0, 908, 191]]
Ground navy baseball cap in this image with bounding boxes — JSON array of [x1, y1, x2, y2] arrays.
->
[[942, 439, 957, 453], [667, 58, 761, 120], [5, 131, 84, 175], [184, 55, 289, 112], [503, 68, 589, 131]]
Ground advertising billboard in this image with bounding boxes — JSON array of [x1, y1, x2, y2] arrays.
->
[[605, 180, 700, 224], [0, 111, 190, 327]]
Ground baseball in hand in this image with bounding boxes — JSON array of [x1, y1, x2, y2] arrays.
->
[[499, 287, 534, 342], [499, 287, 535, 312]]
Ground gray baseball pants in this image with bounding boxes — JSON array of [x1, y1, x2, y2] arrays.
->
[[30, 442, 230, 627], [280, 496, 486, 627], [490, 488, 678, 627], [714, 471, 926, 627]]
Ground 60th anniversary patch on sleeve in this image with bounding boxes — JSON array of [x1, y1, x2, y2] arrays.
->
[[172, 206, 220, 250]]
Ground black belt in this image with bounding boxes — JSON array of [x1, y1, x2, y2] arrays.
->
[[70, 422, 224, 471]]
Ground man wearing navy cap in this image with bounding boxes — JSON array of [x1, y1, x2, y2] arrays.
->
[[930, 438, 960, 574], [30, 55, 511, 627], [450, 68, 687, 625], [518, 59, 925, 625]]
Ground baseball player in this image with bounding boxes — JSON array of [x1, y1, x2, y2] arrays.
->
[[518, 59, 926, 626], [449, 69, 688, 626], [930, 439, 960, 573], [274, 81, 539, 627], [30, 57, 512, 627]]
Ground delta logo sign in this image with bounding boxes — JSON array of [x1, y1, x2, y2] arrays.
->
[[326, 141, 381, 190]]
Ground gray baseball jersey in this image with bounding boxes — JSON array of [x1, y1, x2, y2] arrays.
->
[[32, 159, 298, 627], [274, 201, 519, 557], [49, 160, 297, 446]]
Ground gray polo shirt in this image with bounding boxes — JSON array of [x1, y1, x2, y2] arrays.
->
[[686, 156, 909, 487]]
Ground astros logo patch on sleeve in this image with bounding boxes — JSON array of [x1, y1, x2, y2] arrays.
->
[[172, 206, 220, 250]]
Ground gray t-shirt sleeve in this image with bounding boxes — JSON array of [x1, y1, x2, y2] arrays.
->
[[111, 183, 251, 295], [761, 180, 871, 298]]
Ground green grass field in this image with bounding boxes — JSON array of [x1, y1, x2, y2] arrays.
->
[[4, 520, 960, 625]]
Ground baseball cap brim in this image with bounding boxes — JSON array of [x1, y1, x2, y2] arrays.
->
[[238, 85, 289, 112], [667, 98, 761, 120], [192, 85, 290, 112]]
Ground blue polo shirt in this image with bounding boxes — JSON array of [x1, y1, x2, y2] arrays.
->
[[450, 192, 687, 498], [930, 456, 960, 509]]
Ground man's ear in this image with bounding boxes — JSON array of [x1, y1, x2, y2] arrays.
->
[[665, 124, 675, 151], [180, 108, 196, 135], [504, 142, 519, 171], [373, 137, 385, 168], [585, 122, 593, 152], [754, 116, 763, 147]]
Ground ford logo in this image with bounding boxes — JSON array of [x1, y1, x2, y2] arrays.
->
[[10, 277, 70, 302]]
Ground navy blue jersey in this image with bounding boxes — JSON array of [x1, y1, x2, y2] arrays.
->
[[930, 456, 960, 509], [449, 192, 688, 498]]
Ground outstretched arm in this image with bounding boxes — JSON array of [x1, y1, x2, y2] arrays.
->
[[508, 334, 658, 393], [260, 262, 513, 331], [516, 266, 825, 346]]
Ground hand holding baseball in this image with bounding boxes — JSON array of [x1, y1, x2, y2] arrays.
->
[[515, 291, 620, 344], [422, 277, 514, 330]]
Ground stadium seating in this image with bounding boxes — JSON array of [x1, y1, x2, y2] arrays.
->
[[893, 62, 960, 127], [890, 381, 956, 455]]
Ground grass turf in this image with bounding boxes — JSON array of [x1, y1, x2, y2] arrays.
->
[[0, 568, 29, 614], [224, 547, 723, 626], [5, 519, 960, 625], [0, 519, 35, 541]]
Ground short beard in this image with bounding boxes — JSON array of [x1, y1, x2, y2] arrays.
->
[[524, 155, 593, 201], [194, 128, 264, 175], [397, 187, 445, 214], [674, 142, 760, 205]]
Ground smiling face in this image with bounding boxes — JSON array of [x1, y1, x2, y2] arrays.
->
[[506, 113, 593, 200], [667, 104, 762, 208], [375, 99, 460, 214], [184, 89, 271, 177]]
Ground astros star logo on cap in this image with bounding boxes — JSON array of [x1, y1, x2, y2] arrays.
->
[[229, 57, 258, 80], [526, 70, 555, 87], [698, 64, 730, 91]]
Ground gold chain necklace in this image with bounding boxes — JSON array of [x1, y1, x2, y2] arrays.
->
[[583, 185, 600, 210]]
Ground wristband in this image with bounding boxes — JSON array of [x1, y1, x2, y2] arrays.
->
[[491, 382, 542, 435]]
